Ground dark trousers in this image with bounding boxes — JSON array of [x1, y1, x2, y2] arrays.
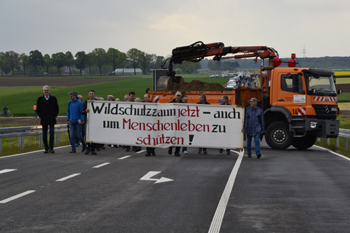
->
[[147, 147, 155, 153], [169, 146, 180, 154], [42, 124, 55, 150]]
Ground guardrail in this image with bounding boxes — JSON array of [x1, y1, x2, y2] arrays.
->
[[317, 128, 350, 151], [0, 124, 68, 153]]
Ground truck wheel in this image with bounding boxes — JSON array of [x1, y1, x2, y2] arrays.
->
[[265, 121, 292, 149], [292, 136, 316, 150]]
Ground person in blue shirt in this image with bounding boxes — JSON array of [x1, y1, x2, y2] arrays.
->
[[242, 98, 265, 158], [66, 91, 86, 153]]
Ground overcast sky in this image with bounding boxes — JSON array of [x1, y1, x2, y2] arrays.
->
[[1, 0, 349, 58]]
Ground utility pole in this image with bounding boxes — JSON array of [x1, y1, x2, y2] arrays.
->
[[302, 46, 307, 58]]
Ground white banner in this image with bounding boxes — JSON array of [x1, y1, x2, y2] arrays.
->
[[86, 101, 244, 149]]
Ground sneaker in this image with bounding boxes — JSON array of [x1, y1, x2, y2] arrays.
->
[[84, 149, 91, 155], [183, 150, 188, 154], [49, 149, 55, 153], [257, 154, 262, 159], [219, 149, 223, 153], [90, 151, 97, 155], [81, 145, 86, 153], [44, 150, 48, 154]]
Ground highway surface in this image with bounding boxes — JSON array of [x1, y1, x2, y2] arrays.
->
[[1, 141, 350, 233]]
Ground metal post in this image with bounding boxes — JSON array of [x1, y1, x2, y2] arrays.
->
[[20, 136, 24, 150], [39, 134, 43, 147], [336, 137, 340, 148], [56, 132, 59, 145], [327, 138, 330, 146]]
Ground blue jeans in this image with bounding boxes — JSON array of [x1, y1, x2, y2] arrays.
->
[[247, 134, 261, 155], [69, 122, 86, 150]]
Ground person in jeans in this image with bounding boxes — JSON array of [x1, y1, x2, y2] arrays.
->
[[197, 94, 210, 154], [66, 91, 86, 153], [242, 97, 265, 159], [81, 89, 98, 155], [36, 85, 59, 153]]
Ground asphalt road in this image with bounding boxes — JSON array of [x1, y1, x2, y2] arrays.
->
[[1, 141, 350, 233]]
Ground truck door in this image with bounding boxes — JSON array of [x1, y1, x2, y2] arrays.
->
[[277, 73, 306, 116]]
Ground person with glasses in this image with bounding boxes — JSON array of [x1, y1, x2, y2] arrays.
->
[[36, 85, 59, 153]]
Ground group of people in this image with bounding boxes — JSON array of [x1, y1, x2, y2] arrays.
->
[[36, 85, 265, 159]]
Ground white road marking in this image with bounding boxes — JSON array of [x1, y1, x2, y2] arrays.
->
[[313, 145, 350, 162], [93, 162, 110, 168], [0, 190, 36, 204], [0, 169, 17, 174], [118, 155, 131, 160], [208, 150, 244, 233], [140, 171, 174, 184], [56, 173, 81, 182], [136, 150, 146, 154]]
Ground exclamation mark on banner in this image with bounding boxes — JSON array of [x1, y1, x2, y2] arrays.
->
[[189, 135, 194, 145]]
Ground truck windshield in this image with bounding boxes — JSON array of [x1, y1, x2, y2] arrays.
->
[[307, 75, 337, 96]]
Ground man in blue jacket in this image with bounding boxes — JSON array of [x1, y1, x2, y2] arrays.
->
[[242, 98, 264, 159], [67, 91, 86, 153]]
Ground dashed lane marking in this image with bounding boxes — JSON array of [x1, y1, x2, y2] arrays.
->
[[0, 169, 17, 174], [93, 163, 110, 168], [0, 190, 36, 204], [56, 173, 81, 182], [136, 150, 146, 154]]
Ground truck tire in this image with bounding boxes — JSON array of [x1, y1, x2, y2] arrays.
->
[[292, 136, 316, 150], [265, 121, 292, 149]]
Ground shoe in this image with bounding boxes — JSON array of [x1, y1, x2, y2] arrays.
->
[[198, 148, 202, 154], [81, 145, 86, 153], [203, 149, 207, 154], [219, 149, 223, 153], [247, 154, 252, 158], [145, 153, 151, 156], [84, 149, 91, 155], [44, 150, 48, 154], [69, 150, 76, 153], [175, 152, 180, 156], [183, 150, 188, 154], [257, 154, 262, 159], [168, 148, 172, 155], [49, 149, 55, 153], [90, 151, 97, 155], [152, 152, 156, 156], [227, 150, 231, 155]]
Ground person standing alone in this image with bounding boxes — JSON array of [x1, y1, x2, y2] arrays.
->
[[242, 98, 264, 159], [36, 85, 59, 153]]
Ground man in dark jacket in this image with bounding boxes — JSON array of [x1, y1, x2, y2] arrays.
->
[[36, 85, 59, 153], [242, 97, 265, 159], [168, 91, 183, 156], [219, 95, 231, 155], [197, 94, 210, 154], [81, 89, 98, 155]]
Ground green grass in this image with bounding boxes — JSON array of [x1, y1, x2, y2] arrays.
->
[[0, 74, 231, 116]]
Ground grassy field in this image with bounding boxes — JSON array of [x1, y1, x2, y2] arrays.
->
[[0, 74, 230, 116]]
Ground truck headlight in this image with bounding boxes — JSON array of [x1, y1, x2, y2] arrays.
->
[[310, 122, 317, 129]]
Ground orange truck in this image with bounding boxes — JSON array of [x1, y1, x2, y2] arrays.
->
[[148, 41, 340, 150]]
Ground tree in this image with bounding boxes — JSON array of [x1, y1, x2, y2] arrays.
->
[[91, 48, 107, 75], [65, 51, 74, 75], [107, 48, 120, 74], [137, 51, 153, 75], [75, 51, 87, 76], [116, 52, 127, 75], [176, 61, 201, 74], [208, 60, 221, 70], [127, 48, 141, 75], [4, 51, 20, 75], [51, 52, 66, 75], [29, 50, 44, 75], [0, 52, 7, 75], [19, 53, 30, 75], [86, 52, 94, 75], [43, 54, 52, 75]]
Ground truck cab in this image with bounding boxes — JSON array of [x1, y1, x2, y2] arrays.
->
[[264, 67, 339, 149]]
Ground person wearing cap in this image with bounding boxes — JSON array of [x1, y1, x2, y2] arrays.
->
[[220, 96, 231, 155], [169, 91, 183, 156], [67, 91, 86, 153], [241, 97, 264, 158], [197, 94, 210, 154]]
